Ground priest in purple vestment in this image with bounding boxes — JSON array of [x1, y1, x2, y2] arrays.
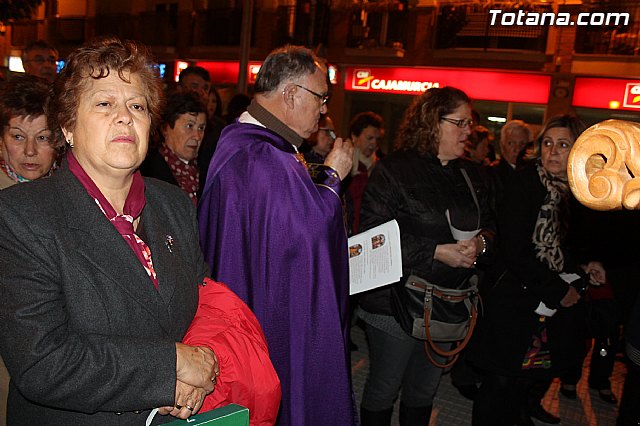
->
[[198, 45, 356, 426]]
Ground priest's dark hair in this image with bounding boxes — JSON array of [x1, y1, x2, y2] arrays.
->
[[254, 45, 322, 94]]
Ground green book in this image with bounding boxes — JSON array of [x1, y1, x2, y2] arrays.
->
[[163, 404, 249, 426]]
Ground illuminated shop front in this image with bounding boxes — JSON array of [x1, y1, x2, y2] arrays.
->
[[343, 66, 552, 153], [171, 60, 339, 115], [572, 77, 640, 126]]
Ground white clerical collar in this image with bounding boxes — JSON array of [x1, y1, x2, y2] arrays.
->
[[238, 111, 263, 127]]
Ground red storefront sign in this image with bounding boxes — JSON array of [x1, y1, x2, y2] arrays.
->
[[573, 77, 640, 111], [192, 61, 264, 85], [345, 67, 551, 103]]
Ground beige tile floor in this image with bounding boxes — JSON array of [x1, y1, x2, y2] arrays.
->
[[351, 325, 624, 425]]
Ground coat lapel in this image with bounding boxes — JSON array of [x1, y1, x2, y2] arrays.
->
[[137, 199, 178, 311], [55, 167, 170, 332]]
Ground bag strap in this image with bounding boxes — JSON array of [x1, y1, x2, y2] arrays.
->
[[460, 168, 481, 230], [422, 292, 480, 368], [424, 342, 460, 369]]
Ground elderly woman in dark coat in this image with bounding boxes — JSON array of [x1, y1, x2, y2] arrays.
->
[[0, 37, 218, 425], [140, 91, 207, 205], [470, 115, 605, 425], [0, 72, 61, 426]]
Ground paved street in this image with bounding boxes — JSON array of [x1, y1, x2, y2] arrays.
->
[[351, 324, 625, 425]]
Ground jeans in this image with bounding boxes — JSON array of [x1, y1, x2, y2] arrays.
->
[[361, 319, 448, 410]]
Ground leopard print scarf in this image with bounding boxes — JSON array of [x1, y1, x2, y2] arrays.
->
[[532, 160, 569, 272]]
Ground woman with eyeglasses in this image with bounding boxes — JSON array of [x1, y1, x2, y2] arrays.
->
[[470, 115, 606, 425], [357, 87, 495, 426]]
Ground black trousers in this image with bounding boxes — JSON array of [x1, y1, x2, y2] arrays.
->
[[561, 299, 619, 390], [617, 362, 640, 426], [472, 373, 551, 426]]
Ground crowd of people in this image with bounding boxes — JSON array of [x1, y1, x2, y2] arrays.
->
[[0, 35, 639, 426]]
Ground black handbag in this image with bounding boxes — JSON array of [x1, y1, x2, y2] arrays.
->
[[390, 167, 483, 367], [391, 274, 480, 368]]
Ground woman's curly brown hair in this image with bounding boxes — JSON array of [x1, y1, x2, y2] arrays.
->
[[47, 36, 165, 150], [394, 86, 470, 156]]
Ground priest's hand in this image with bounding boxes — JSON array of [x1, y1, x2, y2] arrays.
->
[[325, 137, 353, 180]]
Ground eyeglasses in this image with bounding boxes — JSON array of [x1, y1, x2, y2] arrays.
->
[[294, 84, 329, 105], [319, 128, 337, 140], [441, 117, 474, 128]]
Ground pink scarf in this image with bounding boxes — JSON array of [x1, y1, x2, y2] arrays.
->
[[67, 152, 158, 288]]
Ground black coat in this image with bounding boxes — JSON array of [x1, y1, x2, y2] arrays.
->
[[469, 163, 586, 377], [0, 163, 207, 425], [139, 148, 180, 188], [486, 158, 517, 217], [358, 150, 495, 315]]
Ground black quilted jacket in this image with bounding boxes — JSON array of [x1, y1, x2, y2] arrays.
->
[[358, 150, 495, 315]]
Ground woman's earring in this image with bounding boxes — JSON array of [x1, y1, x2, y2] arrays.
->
[[67, 139, 74, 148]]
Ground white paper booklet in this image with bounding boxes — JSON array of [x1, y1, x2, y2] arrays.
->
[[445, 209, 480, 241], [348, 219, 403, 295]]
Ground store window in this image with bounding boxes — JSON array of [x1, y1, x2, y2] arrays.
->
[[347, 92, 413, 155], [575, 108, 640, 127]]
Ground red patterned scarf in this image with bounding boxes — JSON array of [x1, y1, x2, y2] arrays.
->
[[159, 144, 199, 206], [67, 152, 158, 288]]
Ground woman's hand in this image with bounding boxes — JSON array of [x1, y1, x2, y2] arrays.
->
[[175, 343, 218, 393], [581, 261, 606, 286], [158, 380, 209, 419], [434, 243, 476, 269], [458, 235, 486, 257], [559, 286, 581, 308]]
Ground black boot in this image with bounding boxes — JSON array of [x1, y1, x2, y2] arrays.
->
[[399, 403, 432, 426], [360, 406, 393, 426], [527, 404, 560, 424]]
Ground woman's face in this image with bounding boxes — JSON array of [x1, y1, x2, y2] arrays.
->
[[162, 112, 207, 162], [64, 71, 150, 179], [438, 103, 473, 163], [1, 115, 56, 180], [541, 127, 573, 178], [352, 126, 382, 158]]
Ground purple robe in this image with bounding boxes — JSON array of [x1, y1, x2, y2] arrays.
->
[[198, 122, 354, 426]]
